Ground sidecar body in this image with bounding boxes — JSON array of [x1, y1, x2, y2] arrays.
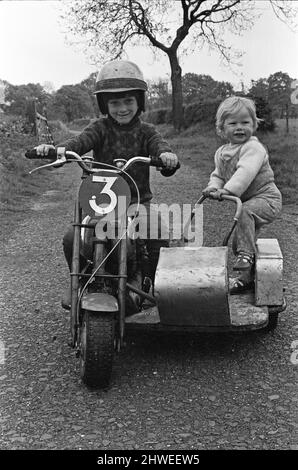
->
[[126, 238, 286, 332]]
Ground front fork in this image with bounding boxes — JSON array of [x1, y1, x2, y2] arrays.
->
[[71, 207, 128, 351], [117, 232, 127, 350], [70, 200, 81, 348]]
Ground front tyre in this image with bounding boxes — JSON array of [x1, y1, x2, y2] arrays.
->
[[80, 310, 115, 389]]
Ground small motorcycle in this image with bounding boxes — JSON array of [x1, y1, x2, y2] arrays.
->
[[25, 148, 179, 389], [25, 148, 286, 390]]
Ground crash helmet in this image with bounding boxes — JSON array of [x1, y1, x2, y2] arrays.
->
[[94, 60, 148, 115]]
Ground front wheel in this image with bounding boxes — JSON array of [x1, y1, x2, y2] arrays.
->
[[79, 310, 115, 389]]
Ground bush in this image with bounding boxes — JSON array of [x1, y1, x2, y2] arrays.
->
[[250, 96, 275, 132], [144, 99, 221, 128], [48, 120, 66, 132], [143, 107, 172, 125], [183, 99, 221, 128], [68, 118, 92, 131]]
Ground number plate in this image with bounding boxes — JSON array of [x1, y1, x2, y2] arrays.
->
[[79, 171, 131, 218]]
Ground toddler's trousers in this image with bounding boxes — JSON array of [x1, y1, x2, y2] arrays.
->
[[232, 185, 282, 256]]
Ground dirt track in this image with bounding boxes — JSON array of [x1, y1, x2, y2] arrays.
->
[[0, 158, 298, 450]]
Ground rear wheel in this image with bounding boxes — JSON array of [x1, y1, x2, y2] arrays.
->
[[264, 298, 286, 332], [265, 312, 279, 332], [79, 310, 115, 389]]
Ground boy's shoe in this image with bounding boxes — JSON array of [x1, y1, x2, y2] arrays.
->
[[61, 286, 71, 310], [126, 291, 141, 315], [229, 277, 254, 295], [233, 252, 254, 271]]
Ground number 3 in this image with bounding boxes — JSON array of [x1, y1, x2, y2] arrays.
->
[[89, 175, 117, 215]]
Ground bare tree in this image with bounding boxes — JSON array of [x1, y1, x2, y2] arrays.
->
[[62, 0, 298, 131]]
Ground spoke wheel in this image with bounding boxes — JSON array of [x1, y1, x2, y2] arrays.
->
[[80, 310, 115, 389]]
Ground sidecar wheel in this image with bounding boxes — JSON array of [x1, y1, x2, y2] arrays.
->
[[80, 310, 115, 389], [264, 312, 279, 332]]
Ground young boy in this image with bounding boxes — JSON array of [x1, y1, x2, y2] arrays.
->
[[35, 60, 179, 308], [202, 96, 282, 294]]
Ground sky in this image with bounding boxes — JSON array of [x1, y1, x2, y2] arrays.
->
[[0, 0, 298, 92]]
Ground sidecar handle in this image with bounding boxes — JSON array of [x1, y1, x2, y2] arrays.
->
[[220, 195, 242, 221], [184, 194, 242, 246]]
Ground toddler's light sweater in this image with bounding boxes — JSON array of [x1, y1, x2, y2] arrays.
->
[[208, 136, 276, 201]]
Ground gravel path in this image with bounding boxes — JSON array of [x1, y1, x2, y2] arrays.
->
[[0, 158, 297, 450]]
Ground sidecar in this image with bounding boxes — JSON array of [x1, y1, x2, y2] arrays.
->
[[126, 199, 286, 333]]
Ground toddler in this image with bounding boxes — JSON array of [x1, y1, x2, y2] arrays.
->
[[203, 96, 282, 294]]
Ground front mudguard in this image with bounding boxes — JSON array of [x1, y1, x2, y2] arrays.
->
[[81, 292, 118, 313]]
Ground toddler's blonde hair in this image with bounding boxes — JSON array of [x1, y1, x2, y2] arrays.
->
[[216, 96, 261, 137]]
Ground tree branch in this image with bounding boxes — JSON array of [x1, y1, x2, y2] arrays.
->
[[128, 0, 170, 52]]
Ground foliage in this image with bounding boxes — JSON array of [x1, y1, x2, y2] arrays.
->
[[248, 72, 297, 121], [249, 96, 275, 132], [147, 79, 171, 110], [249, 78, 269, 99], [61, 0, 298, 130], [268, 71, 293, 120], [0, 114, 33, 135], [182, 74, 234, 105], [61, 0, 257, 130], [67, 118, 93, 131], [79, 72, 99, 116], [3, 83, 49, 119], [143, 107, 172, 125], [144, 92, 277, 134], [0, 119, 72, 215], [47, 84, 96, 122]]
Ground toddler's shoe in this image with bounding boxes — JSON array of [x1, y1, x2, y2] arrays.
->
[[233, 252, 254, 271], [229, 277, 254, 295]]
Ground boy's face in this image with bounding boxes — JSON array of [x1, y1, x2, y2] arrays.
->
[[223, 108, 255, 144], [107, 95, 138, 124]]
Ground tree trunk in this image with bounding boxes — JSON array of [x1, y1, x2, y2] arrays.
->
[[168, 51, 184, 132]]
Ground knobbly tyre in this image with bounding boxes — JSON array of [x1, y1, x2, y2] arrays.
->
[[25, 148, 286, 389], [25, 147, 179, 389]]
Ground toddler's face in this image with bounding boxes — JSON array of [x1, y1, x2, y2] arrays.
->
[[107, 95, 138, 124], [223, 108, 254, 144]]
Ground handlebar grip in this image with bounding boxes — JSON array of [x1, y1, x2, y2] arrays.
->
[[161, 163, 181, 177], [150, 156, 163, 167], [150, 156, 181, 177], [25, 148, 57, 159]]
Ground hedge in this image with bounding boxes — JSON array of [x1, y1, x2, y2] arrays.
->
[[143, 96, 275, 132]]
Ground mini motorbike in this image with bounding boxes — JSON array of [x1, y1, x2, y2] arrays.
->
[[25, 148, 179, 388], [25, 148, 286, 390]]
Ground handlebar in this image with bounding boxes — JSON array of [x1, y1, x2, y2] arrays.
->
[[25, 148, 180, 176], [25, 148, 58, 160]]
